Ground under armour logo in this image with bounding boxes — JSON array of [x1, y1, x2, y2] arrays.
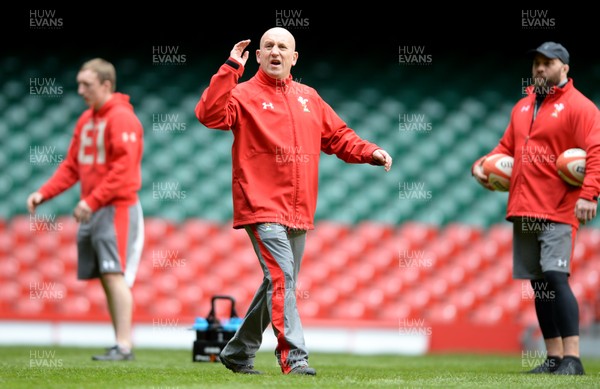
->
[[298, 96, 310, 112], [262, 102, 274, 110], [557, 259, 567, 267], [521, 105, 531, 112], [122, 132, 137, 142]]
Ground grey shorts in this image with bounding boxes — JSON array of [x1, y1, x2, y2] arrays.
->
[[512, 217, 575, 279], [77, 201, 144, 287]]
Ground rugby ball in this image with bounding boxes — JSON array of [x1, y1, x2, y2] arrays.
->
[[556, 148, 586, 187], [482, 154, 514, 192]]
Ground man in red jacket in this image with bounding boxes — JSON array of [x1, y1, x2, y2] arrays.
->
[[473, 42, 600, 375], [27, 58, 144, 361], [196, 27, 392, 375]]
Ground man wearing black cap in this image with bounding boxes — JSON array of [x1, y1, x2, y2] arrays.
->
[[472, 42, 600, 375]]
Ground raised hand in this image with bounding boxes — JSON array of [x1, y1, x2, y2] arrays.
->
[[231, 39, 251, 66]]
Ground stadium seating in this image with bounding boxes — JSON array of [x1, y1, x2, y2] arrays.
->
[[2, 54, 599, 347]]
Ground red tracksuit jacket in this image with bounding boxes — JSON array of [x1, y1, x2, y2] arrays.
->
[[476, 78, 600, 229], [38, 93, 144, 211], [195, 59, 381, 230]]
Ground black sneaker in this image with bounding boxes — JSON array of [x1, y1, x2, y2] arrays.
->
[[92, 345, 134, 361], [220, 356, 262, 374], [526, 356, 561, 373], [289, 365, 317, 376], [553, 356, 585, 375]]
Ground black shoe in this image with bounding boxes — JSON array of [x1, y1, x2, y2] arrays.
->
[[553, 356, 585, 375], [526, 356, 561, 373], [220, 356, 262, 374], [92, 345, 134, 361], [289, 365, 317, 376]]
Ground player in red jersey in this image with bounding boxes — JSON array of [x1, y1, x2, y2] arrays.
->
[[27, 58, 144, 361]]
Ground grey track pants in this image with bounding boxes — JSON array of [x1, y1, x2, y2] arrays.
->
[[220, 223, 309, 373]]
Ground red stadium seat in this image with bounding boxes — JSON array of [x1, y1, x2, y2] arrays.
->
[[297, 299, 322, 319], [497, 289, 525, 318], [516, 304, 538, 327], [178, 283, 205, 315], [180, 219, 221, 248], [362, 247, 397, 274], [424, 238, 454, 267], [0, 232, 12, 257], [54, 294, 91, 316], [349, 261, 377, 287], [12, 297, 46, 316], [330, 273, 359, 298], [447, 288, 477, 313], [403, 287, 431, 311], [186, 246, 219, 273], [467, 278, 495, 304], [32, 232, 62, 259], [397, 265, 422, 285], [443, 223, 484, 248], [166, 258, 198, 284], [486, 223, 513, 252], [150, 296, 183, 317], [196, 274, 226, 299], [154, 272, 180, 297], [397, 222, 438, 248], [8, 215, 32, 246], [321, 248, 352, 271], [12, 243, 40, 270], [133, 283, 157, 315], [86, 281, 109, 313], [580, 267, 599, 300], [470, 303, 505, 324], [207, 259, 243, 284], [475, 239, 503, 268], [353, 220, 394, 248], [481, 263, 511, 289], [231, 245, 259, 272], [19, 270, 44, 292], [63, 277, 88, 296], [378, 272, 404, 302], [311, 284, 340, 314], [206, 231, 240, 261], [159, 230, 192, 258], [425, 301, 458, 323], [422, 275, 449, 302], [331, 299, 371, 320], [220, 284, 252, 310], [378, 300, 416, 321], [57, 244, 78, 272], [457, 249, 485, 275], [38, 259, 65, 282], [56, 216, 78, 245], [341, 234, 370, 261], [0, 256, 19, 281], [356, 289, 386, 314], [313, 220, 351, 251], [300, 260, 332, 288], [436, 265, 467, 289], [0, 281, 21, 304], [144, 218, 177, 247]]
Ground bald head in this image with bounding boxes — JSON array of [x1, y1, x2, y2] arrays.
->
[[256, 27, 298, 80], [260, 27, 296, 51]]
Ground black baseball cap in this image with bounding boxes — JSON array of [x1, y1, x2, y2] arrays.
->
[[529, 41, 569, 64]]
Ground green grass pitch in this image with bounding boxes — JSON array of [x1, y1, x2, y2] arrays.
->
[[1, 346, 599, 388]]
